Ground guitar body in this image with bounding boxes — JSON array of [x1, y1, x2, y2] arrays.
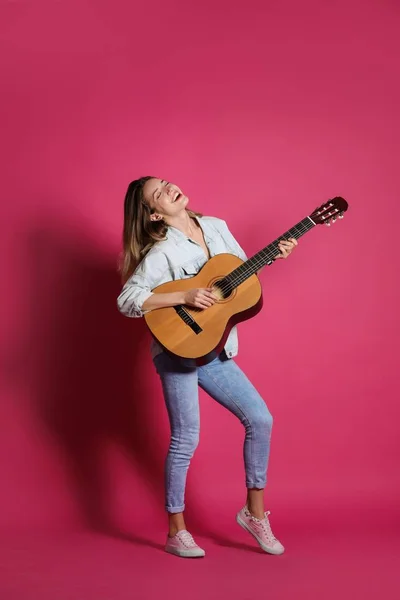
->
[[144, 253, 263, 365]]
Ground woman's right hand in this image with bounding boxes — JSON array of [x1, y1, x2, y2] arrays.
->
[[183, 288, 218, 309]]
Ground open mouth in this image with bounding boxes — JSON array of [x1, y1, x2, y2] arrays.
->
[[173, 192, 181, 202]]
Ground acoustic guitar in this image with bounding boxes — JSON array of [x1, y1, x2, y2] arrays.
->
[[144, 197, 349, 365]]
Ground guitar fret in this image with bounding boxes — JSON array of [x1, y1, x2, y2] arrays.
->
[[224, 216, 315, 289]]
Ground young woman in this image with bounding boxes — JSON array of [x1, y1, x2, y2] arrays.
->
[[117, 176, 298, 558]]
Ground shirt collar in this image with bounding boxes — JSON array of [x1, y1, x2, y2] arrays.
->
[[166, 216, 208, 243]]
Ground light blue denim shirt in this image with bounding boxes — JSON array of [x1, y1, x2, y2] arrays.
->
[[117, 216, 248, 361]]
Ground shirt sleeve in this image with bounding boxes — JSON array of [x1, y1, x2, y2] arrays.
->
[[117, 250, 170, 318], [219, 219, 248, 262]]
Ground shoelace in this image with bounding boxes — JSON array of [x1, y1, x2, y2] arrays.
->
[[259, 511, 277, 543], [177, 530, 196, 548], [247, 508, 277, 543]]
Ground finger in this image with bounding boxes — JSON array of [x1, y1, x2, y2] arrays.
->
[[284, 243, 294, 251], [201, 302, 212, 309], [200, 295, 213, 304], [197, 301, 210, 309], [203, 290, 217, 300], [200, 296, 214, 306], [281, 239, 295, 247]]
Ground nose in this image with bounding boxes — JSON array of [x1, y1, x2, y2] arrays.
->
[[167, 185, 175, 196]]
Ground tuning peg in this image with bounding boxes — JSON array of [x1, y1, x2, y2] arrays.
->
[[325, 220, 331, 226], [338, 213, 344, 219]]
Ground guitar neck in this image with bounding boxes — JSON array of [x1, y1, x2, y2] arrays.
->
[[225, 215, 316, 288]]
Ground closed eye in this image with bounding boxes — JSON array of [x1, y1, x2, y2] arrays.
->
[[156, 180, 168, 199]]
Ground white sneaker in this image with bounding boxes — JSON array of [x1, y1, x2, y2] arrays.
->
[[236, 506, 285, 555], [165, 530, 205, 558]]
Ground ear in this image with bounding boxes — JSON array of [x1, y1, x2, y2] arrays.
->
[[150, 213, 163, 221]]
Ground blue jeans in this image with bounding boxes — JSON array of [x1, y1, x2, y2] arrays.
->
[[153, 351, 273, 513]]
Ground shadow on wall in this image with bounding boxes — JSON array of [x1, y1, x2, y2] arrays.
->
[[15, 220, 233, 548], [22, 221, 168, 544]]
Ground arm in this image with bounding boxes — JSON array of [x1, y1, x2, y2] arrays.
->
[[117, 250, 178, 318], [141, 290, 186, 312]]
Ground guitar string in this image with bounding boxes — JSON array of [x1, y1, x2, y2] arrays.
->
[[216, 220, 313, 296], [187, 209, 340, 311], [224, 208, 341, 290], [186, 221, 311, 314]]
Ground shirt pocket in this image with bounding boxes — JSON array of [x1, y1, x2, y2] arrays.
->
[[178, 259, 204, 279]]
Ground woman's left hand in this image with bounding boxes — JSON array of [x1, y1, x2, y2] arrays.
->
[[276, 237, 298, 259]]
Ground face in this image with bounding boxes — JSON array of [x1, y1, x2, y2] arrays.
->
[[142, 178, 189, 220]]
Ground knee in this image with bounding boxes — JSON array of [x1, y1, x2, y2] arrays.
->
[[170, 427, 200, 457], [186, 429, 200, 455], [250, 407, 273, 436]]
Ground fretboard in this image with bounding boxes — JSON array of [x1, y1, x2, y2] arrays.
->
[[223, 216, 316, 289]]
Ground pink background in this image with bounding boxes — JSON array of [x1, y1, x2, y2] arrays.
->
[[1, 0, 399, 598]]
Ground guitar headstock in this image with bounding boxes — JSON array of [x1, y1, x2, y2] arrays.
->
[[310, 197, 348, 226]]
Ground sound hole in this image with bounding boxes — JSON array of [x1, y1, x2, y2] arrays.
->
[[214, 278, 233, 300]]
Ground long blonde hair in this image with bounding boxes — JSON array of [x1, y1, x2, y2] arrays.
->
[[119, 177, 202, 283]]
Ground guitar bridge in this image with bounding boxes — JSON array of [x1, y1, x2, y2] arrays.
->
[[173, 306, 203, 334]]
